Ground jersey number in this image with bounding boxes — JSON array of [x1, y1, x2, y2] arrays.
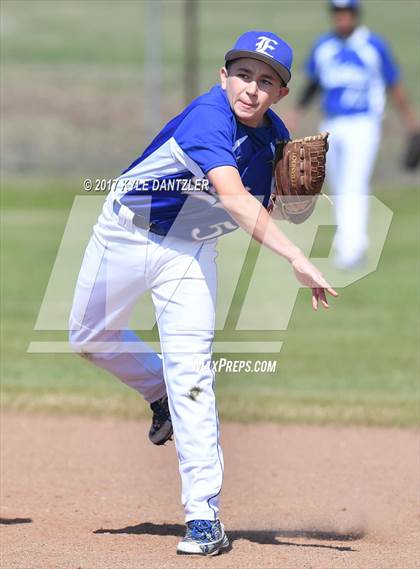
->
[[191, 221, 238, 241]]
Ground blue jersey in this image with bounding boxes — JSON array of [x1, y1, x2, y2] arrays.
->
[[111, 85, 289, 240], [304, 26, 400, 118]]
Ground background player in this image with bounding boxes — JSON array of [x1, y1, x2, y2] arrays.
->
[[69, 30, 337, 556], [287, 0, 417, 269]]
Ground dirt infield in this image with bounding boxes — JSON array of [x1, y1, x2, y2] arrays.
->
[[1, 413, 418, 569]]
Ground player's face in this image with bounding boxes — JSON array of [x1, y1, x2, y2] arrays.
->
[[332, 9, 359, 37], [220, 58, 289, 128]]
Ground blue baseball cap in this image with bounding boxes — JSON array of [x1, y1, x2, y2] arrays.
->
[[225, 31, 293, 85], [330, 0, 360, 10]]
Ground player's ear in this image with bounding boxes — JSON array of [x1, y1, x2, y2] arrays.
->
[[273, 86, 289, 104], [220, 67, 228, 90]]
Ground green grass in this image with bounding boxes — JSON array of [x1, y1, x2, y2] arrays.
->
[[1, 181, 418, 427]]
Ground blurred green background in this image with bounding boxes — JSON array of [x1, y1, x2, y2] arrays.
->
[[1, 0, 419, 427]]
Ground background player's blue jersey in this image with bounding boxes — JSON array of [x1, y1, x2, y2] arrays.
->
[[110, 85, 289, 240], [304, 26, 400, 118]]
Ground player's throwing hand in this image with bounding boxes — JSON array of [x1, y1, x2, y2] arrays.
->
[[290, 252, 338, 310]]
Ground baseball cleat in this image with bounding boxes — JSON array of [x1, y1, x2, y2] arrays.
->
[[148, 395, 173, 445], [176, 519, 229, 556]]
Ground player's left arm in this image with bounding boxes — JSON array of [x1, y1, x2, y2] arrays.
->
[[375, 34, 418, 133], [388, 83, 418, 134]]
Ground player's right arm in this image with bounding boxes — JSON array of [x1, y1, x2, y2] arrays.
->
[[285, 79, 320, 133], [207, 165, 338, 310], [284, 37, 321, 133]]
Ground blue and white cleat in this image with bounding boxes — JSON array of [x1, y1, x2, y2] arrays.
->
[[177, 519, 230, 556]]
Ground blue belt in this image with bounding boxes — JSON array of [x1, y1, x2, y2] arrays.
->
[[113, 200, 166, 236]]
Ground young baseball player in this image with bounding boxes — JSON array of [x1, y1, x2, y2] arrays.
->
[[69, 30, 337, 556], [288, 0, 417, 269]]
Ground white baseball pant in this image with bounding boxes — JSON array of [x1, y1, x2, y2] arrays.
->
[[68, 196, 223, 522], [321, 115, 381, 267]]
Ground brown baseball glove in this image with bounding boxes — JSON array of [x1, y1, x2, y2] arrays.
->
[[268, 132, 329, 224]]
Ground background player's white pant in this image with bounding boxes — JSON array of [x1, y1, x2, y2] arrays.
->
[[321, 115, 381, 267], [69, 197, 223, 522]]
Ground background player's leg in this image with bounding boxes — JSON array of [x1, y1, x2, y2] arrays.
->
[[331, 117, 381, 268], [150, 236, 223, 522], [68, 206, 166, 404]]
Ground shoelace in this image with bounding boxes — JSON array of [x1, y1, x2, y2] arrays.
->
[[187, 520, 214, 540]]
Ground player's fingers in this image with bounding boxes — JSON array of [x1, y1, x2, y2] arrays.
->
[[326, 287, 339, 297], [319, 288, 329, 309], [312, 288, 318, 311]]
